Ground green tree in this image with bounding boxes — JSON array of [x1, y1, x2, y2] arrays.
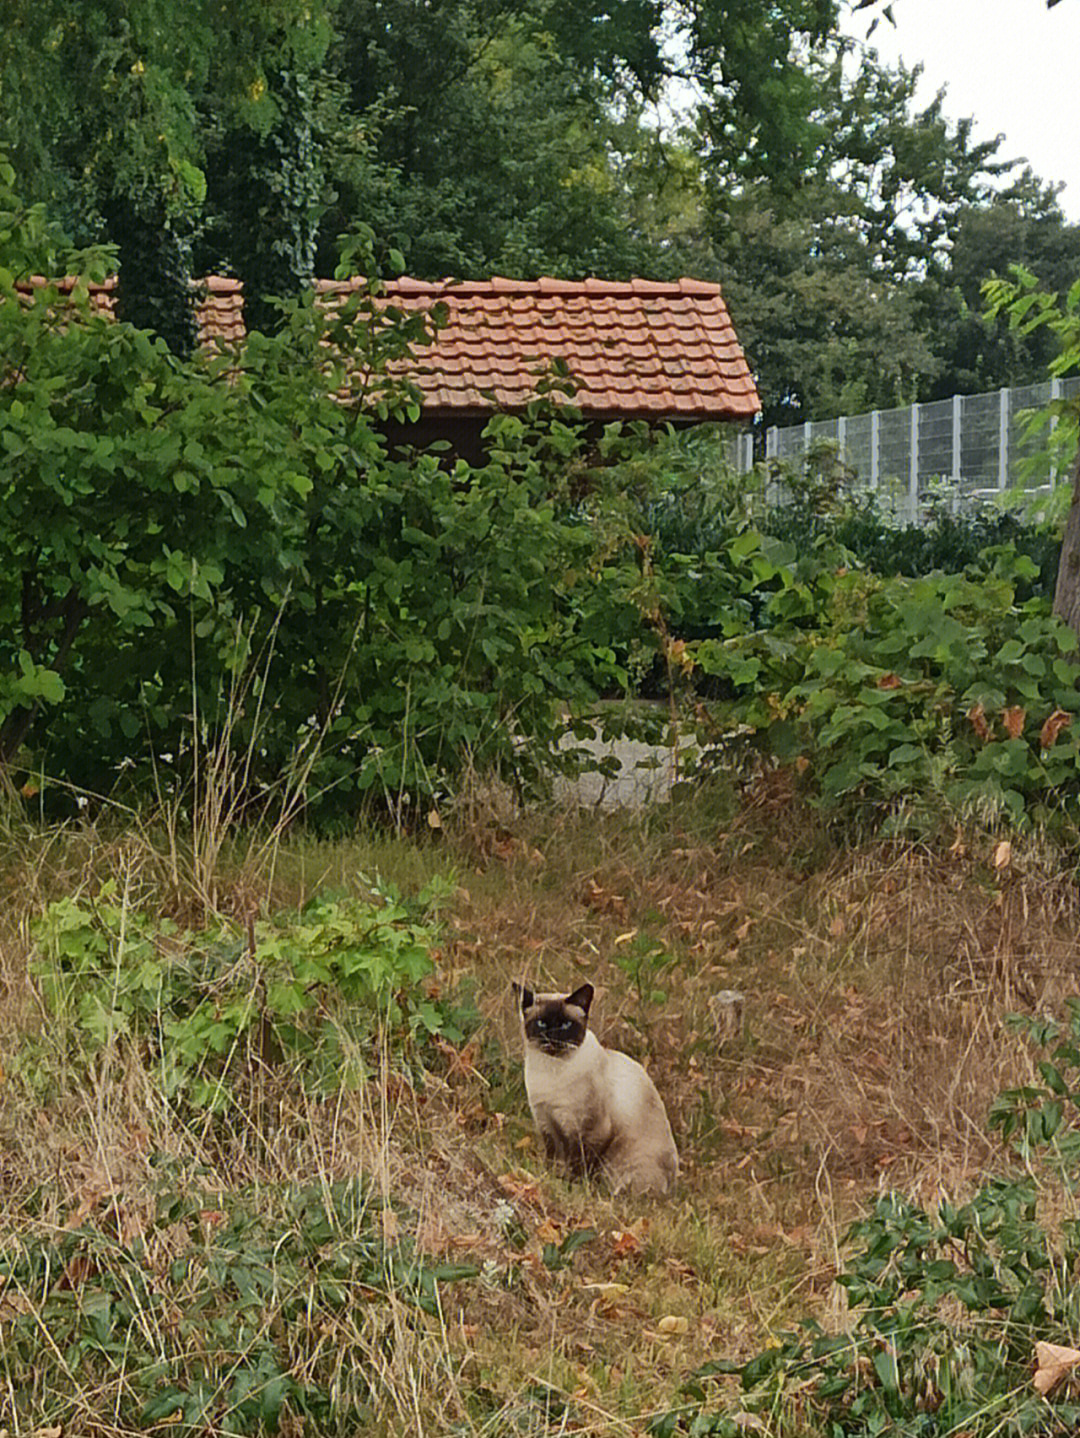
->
[[918, 173, 1080, 398], [321, 0, 853, 278], [984, 269, 1080, 638], [0, 0, 212, 352], [0, 0, 339, 349], [708, 46, 1014, 425]]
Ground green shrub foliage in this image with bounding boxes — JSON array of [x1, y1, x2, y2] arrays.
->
[[0, 161, 645, 815], [5, 155, 1079, 831], [763, 499, 1060, 606], [0, 1176, 479, 1434], [685, 535, 1080, 825], [27, 877, 465, 1109]]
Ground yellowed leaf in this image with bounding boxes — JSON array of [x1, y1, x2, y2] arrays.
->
[[535, 1220, 561, 1244], [993, 840, 1012, 871], [427, 808, 442, 829], [582, 1281, 629, 1299], [658, 1315, 689, 1335], [614, 929, 639, 946]]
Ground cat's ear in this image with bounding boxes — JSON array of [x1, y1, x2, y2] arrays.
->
[[565, 983, 594, 1017], [512, 981, 535, 1013]]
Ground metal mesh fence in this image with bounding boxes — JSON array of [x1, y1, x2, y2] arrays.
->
[[761, 378, 1080, 519], [843, 412, 874, 482], [959, 391, 1001, 498]]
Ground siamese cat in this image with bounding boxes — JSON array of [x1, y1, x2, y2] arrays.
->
[[513, 981, 679, 1196]]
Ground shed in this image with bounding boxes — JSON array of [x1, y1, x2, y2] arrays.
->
[[72, 273, 760, 460], [198, 274, 759, 457]]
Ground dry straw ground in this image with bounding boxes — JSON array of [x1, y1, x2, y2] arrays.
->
[[0, 774, 1074, 1435]]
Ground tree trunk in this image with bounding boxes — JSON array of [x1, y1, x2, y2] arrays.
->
[[1054, 446, 1080, 637]]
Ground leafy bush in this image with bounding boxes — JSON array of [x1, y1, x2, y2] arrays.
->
[[0, 1176, 478, 1435], [653, 1002, 1080, 1438], [1, 161, 650, 816], [687, 537, 1080, 825], [28, 878, 465, 1108], [762, 490, 1060, 605]]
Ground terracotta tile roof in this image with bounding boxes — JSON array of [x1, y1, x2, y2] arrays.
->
[[323, 277, 761, 421], [53, 274, 760, 421]]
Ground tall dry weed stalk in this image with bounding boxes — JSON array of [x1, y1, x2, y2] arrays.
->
[[147, 606, 367, 916]]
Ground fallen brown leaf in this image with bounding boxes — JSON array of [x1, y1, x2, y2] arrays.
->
[[1041, 710, 1072, 749], [1034, 1340, 1080, 1396], [497, 1170, 542, 1203], [1002, 705, 1026, 739], [968, 703, 991, 742]]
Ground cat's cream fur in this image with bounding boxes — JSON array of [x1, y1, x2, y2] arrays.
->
[[515, 982, 678, 1196]]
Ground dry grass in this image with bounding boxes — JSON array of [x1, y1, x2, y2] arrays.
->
[[0, 783, 1077, 1435]]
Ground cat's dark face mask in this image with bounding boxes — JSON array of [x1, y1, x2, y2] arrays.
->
[[516, 983, 593, 1056]]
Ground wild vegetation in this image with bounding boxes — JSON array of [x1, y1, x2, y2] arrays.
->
[[5, 4, 1080, 1435], [5, 201, 1080, 1427], [6, 773, 1080, 1436]]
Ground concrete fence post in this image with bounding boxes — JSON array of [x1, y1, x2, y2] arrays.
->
[[909, 402, 920, 522], [765, 425, 778, 506], [998, 387, 1010, 492], [870, 409, 880, 490]]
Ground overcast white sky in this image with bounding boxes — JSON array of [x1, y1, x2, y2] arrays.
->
[[840, 0, 1080, 219]]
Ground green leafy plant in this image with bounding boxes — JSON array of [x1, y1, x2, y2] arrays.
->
[[990, 1001, 1080, 1169], [687, 534, 1080, 827], [28, 878, 465, 1108], [541, 1227, 599, 1272], [0, 160, 657, 818], [612, 932, 679, 1010], [761, 482, 1059, 606]]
